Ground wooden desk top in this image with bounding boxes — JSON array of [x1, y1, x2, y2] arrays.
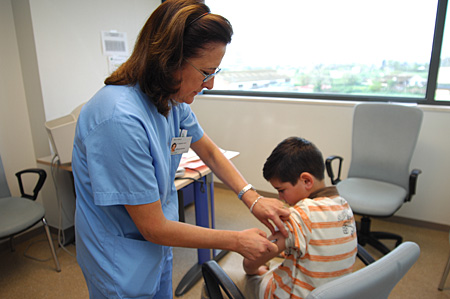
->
[[37, 156, 73, 172], [37, 150, 239, 191]]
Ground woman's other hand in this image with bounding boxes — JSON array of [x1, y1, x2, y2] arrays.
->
[[250, 197, 291, 238]]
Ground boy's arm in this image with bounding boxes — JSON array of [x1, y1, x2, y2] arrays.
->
[[243, 231, 287, 275]]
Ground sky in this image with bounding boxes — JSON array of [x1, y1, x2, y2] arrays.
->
[[206, 0, 442, 69]]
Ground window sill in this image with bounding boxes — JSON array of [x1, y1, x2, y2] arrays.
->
[[196, 94, 450, 113]]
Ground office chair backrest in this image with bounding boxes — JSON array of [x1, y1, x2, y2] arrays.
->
[[306, 241, 420, 299], [348, 103, 423, 190], [0, 155, 12, 198]]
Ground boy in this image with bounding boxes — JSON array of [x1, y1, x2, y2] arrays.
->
[[243, 137, 357, 299]]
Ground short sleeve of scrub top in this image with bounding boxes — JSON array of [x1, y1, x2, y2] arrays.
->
[[78, 85, 203, 208]]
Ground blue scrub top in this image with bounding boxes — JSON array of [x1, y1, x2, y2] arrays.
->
[[72, 84, 204, 297]]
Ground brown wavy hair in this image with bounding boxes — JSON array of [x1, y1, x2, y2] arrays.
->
[[104, 0, 233, 116]]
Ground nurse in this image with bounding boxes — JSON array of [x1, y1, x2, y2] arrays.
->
[[72, 0, 290, 297]]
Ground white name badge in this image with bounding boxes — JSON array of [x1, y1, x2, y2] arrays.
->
[[170, 136, 192, 155]]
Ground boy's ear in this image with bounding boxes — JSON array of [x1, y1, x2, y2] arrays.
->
[[299, 172, 315, 188]]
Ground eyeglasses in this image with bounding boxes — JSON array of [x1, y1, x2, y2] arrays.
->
[[184, 59, 221, 83]]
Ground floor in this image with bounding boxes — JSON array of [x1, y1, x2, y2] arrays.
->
[[0, 186, 449, 298]]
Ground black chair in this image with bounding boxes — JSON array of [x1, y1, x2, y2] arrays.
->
[[326, 102, 423, 255], [202, 256, 245, 299], [0, 155, 61, 272]]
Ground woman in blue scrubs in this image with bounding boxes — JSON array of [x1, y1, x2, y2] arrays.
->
[[72, 0, 290, 297]]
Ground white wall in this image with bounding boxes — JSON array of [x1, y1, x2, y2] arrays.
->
[[0, 0, 38, 197], [191, 95, 450, 226], [29, 0, 160, 121]]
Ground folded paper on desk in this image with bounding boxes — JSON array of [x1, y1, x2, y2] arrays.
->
[[179, 149, 204, 169], [179, 148, 232, 169]]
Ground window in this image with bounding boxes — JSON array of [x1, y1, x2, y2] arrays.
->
[[436, 0, 450, 101], [206, 0, 449, 105]]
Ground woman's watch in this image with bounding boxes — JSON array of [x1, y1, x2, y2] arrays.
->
[[238, 184, 256, 200]]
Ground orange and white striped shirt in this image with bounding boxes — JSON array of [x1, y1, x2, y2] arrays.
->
[[263, 187, 357, 299]]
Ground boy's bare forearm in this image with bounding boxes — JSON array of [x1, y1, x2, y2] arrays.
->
[[243, 258, 261, 275]]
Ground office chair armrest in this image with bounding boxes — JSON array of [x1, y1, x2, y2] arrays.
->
[[357, 244, 375, 266], [405, 168, 421, 202], [15, 168, 47, 201], [325, 155, 343, 185], [202, 260, 244, 299]]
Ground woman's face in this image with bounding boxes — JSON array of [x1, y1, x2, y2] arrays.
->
[[174, 43, 226, 104]]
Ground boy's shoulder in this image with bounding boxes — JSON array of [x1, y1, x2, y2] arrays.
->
[[309, 186, 339, 199], [291, 187, 348, 213]]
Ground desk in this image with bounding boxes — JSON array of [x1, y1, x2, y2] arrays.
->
[[37, 150, 239, 296], [174, 150, 239, 296], [37, 156, 72, 171]]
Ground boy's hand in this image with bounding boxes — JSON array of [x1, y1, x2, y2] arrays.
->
[[251, 197, 291, 238], [236, 228, 278, 261]]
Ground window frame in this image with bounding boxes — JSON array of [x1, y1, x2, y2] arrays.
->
[[204, 0, 450, 106]]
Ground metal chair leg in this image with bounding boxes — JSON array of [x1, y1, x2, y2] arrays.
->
[[42, 217, 61, 272], [9, 237, 15, 252], [439, 251, 450, 291]]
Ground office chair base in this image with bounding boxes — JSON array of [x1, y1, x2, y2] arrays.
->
[[358, 233, 401, 255], [357, 216, 402, 255]]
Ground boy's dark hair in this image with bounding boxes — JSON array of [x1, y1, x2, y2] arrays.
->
[[263, 137, 325, 185]]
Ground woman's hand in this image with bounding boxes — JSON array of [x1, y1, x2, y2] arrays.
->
[[235, 228, 278, 261], [242, 231, 285, 275], [189, 135, 291, 237], [257, 265, 270, 275], [250, 197, 291, 238]]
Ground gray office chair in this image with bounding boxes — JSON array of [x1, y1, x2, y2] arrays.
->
[[438, 230, 450, 291], [306, 241, 420, 299], [201, 242, 420, 299], [326, 102, 423, 255], [0, 155, 61, 272], [201, 247, 376, 299]]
